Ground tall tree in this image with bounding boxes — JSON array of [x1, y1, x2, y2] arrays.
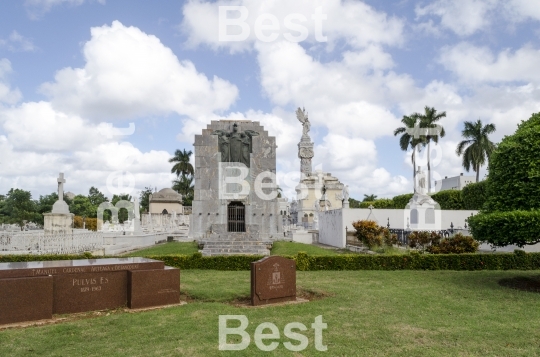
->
[[456, 119, 496, 183], [0, 189, 40, 229], [363, 194, 378, 202], [139, 187, 153, 214], [112, 193, 133, 223], [418, 106, 446, 193], [169, 149, 194, 178], [394, 114, 424, 193], [88, 186, 108, 207], [173, 175, 194, 206]]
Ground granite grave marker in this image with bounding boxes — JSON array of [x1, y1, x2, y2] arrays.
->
[[251, 256, 296, 306]]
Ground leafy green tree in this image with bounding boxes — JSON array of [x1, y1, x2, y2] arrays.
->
[[418, 106, 446, 193], [456, 119, 496, 183], [484, 112, 540, 212], [88, 186, 108, 207], [112, 193, 133, 223], [173, 175, 194, 206], [0, 189, 40, 228], [394, 114, 424, 193], [69, 195, 95, 218], [169, 149, 194, 178], [35, 192, 71, 225], [363, 194, 377, 202], [348, 198, 361, 208], [469, 113, 540, 247], [139, 187, 153, 214]]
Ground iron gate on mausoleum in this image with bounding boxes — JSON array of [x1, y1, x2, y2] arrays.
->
[[228, 202, 245, 232]]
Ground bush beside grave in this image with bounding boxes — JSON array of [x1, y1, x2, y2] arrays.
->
[[73, 216, 98, 231], [426, 233, 479, 254], [352, 220, 397, 248], [468, 210, 540, 247]]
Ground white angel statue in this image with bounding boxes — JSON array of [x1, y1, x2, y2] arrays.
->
[[296, 107, 310, 136]]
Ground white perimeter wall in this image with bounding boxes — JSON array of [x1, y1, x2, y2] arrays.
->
[[319, 208, 479, 248], [342, 208, 478, 231], [319, 209, 345, 248]]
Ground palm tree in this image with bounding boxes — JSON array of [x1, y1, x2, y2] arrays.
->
[[418, 106, 446, 193], [456, 119, 496, 182], [173, 175, 194, 205], [394, 114, 424, 193], [363, 194, 377, 202], [169, 149, 194, 178]]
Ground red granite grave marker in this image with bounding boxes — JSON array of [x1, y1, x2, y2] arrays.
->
[[128, 267, 180, 309], [53, 271, 127, 314], [251, 256, 296, 306], [0, 276, 53, 325], [0, 258, 181, 325]]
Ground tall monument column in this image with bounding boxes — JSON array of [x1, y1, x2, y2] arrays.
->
[[296, 107, 314, 176]]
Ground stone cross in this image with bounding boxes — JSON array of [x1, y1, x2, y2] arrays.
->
[[57, 173, 66, 201]]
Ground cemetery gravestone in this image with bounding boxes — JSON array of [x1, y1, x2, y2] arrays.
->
[[0, 257, 180, 325], [251, 256, 296, 306]]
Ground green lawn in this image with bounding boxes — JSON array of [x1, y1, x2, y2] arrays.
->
[[270, 241, 340, 256], [123, 242, 199, 256], [2, 270, 540, 356], [123, 241, 341, 257]]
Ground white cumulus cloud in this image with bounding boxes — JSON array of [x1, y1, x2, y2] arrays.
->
[[40, 21, 239, 121]]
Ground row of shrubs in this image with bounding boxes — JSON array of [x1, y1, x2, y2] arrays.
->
[[73, 216, 98, 231], [352, 181, 487, 210], [1, 250, 540, 271], [351, 220, 479, 254]]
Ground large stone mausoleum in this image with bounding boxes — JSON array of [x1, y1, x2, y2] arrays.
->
[[191, 120, 281, 255]]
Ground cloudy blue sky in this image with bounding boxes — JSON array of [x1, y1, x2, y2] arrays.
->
[[0, 0, 539, 201]]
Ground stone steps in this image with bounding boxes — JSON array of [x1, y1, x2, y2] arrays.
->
[[201, 249, 269, 256], [200, 240, 271, 256], [201, 241, 270, 246]]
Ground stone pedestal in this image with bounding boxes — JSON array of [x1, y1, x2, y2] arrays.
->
[[405, 193, 442, 231], [43, 212, 74, 235]]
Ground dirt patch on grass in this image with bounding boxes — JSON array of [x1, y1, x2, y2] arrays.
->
[[499, 275, 540, 292], [296, 287, 332, 301], [226, 287, 332, 307]]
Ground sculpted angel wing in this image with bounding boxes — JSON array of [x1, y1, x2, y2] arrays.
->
[[296, 107, 308, 124]]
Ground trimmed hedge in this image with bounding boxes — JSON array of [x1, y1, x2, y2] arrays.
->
[[4, 251, 540, 271], [392, 194, 414, 209], [461, 180, 488, 210], [468, 210, 540, 247], [365, 199, 395, 209], [430, 190, 464, 210], [0, 253, 93, 263]]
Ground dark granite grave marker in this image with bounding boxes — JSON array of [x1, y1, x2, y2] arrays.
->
[[0, 276, 53, 325], [251, 256, 296, 306], [53, 271, 127, 314], [0, 257, 180, 325], [128, 267, 180, 309]]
